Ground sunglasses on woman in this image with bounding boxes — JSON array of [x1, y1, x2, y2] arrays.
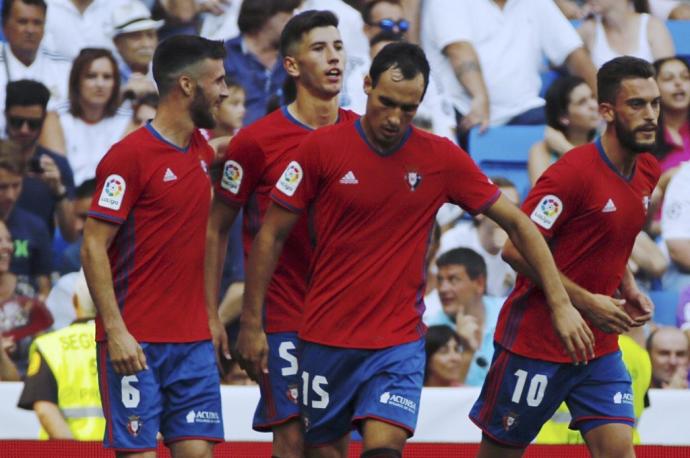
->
[[371, 18, 410, 33]]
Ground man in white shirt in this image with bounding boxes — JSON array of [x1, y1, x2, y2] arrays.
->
[[0, 0, 71, 136], [420, 0, 597, 143], [661, 161, 690, 293]]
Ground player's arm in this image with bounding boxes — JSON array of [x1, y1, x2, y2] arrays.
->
[[484, 194, 595, 363], [34, 401, 73, 439], [237, 203, 300, 381], [81, 217, 147, 375], [204, 196, 240, 362]]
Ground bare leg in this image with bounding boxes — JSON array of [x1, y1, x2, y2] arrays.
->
[[583, 423, 635, 458], [169, 439, 215, 458], [273, 418, 304, 458]]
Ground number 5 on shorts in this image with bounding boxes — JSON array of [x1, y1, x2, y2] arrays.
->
[[122, 375, 141, 408], [279, 341, 298, 376]]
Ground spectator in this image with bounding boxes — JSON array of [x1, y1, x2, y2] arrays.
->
[[0, 143, 52, 299], [110, 0, 161, 99], [209, 78, 245, 139], [55, 48, 132, 185], [578, 0, 675, 69], [57, 178, 94, 274], [661, 160, 690, 293], [17, 270, 104, 440], [438, 177, 519, 297], [43, 0, 128, 60], [0, 218, 53, 375], [123, 91, 158, 135], [424, 325, 468, 387], [6, 80, 77, 241], [223, 0, 300, 125], [647, 326, 689, 389], [528, 76, 599, 184], [0, 334, 21, 380], [649, 0, 690, 19], [199, 0, 242, 41], [0, 0, 71, 137], [678, 286, 690, 334], [426, 247, 504, 386], [420, 0, 597, 144]]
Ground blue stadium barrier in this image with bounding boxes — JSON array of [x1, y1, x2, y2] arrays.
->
[[468, 125, 545, 202], [667, 20, 690, 57], [649, 289, 679, 326]]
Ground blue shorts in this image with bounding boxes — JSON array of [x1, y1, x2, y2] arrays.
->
[[470, 344, 634, 448], [97, 341, 224, 451], [253, 332, 301, 431], [298, 338, 425, 446]]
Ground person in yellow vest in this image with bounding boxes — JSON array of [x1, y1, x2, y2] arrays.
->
[[535, 333, 652, 444], [17, 270, 104, 440]]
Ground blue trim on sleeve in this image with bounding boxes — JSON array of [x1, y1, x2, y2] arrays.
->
[[473, 189, 502, 215], [87, 211, 125, 224], [354, 119, 412, 156], [595, 137, 635, 182], [270, 194, 303, 214], [145, 121, 190, 153]]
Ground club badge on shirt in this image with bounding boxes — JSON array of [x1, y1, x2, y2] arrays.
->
[[530, 194, 563, 230], [277, 161, 303, 197], [405, 170, 422, 191], [221, 160, 243, 194], [98, 174, 126, 210]]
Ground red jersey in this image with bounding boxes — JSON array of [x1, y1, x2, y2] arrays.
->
[[88, 124, 214, 343], [271, 120, 500, 349], [216, 107, 358, 333], [494, 140, 660, 362]]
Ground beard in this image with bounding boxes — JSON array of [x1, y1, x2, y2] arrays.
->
[[190, 88, 216, 129], [613, 115, 656, 154]]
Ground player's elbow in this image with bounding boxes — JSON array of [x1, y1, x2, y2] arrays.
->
[[501, 239, 520, 268]]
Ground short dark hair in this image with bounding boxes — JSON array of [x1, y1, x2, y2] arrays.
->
[[279, 10, 339, 58], [545, 75, 588, 133], [436, 247, 487, 281], [237, 0, 301, 36], [361, 0, 401, 24], [369, 42, 429, 98], [152, 35, 226, 97], [0, 141, 26, 176], [69, 48, 121, 119], [5, 80, 50, 112], [75, 178, 96, 199], [597, 56, 656, 105], [424, 325, 466, 383], [2, 0, 46, 26], [369, 30, 403, 49]]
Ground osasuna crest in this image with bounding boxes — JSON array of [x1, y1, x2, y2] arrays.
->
[[405, 171, 422, 191], [642, 195, 650, 214], [502, 411, 519, 431], [127, 415, 142, 437], [286, 384, 299, 405]]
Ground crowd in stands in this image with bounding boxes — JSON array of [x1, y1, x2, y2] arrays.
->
[[0, 0, 688, 441]]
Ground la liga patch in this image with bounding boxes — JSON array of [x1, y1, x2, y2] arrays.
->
[[530, 194, 563, 230], [98, 174, 126, 210], [221, 160, 243, 194], [276, 161, 303, 197]]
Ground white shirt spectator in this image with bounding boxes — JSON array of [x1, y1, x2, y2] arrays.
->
[[0, 44, 71, 135], [439, 221, 516, 297], [589, 14, 654, 69], [662, 161, 690, 241], [420, 0, 582, 125], [60, 107, 132, 186], [199, 0, 242, 41], [44, 0, 128, 60], [650, 0, 683, 19]]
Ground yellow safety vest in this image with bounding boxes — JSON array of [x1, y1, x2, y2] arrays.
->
[[28, 321, 105, 440], [534, 335, 651, 444]]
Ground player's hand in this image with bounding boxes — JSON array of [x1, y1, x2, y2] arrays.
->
[[107, 328, 148, 375], [580, 294, 636, 334], [623, 290, 654, 327], [456, 314, 480, 351], [551, 304, 595, 364], [459, 96, 489, 133], [209, 313, 231, 371], [235, 323, 268, 382]]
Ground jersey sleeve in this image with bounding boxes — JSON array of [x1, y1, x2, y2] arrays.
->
[[215, 129, 265, 207], [270, 131, 321, 213], [444, 142, 501, 215], [521, 158, 583, 239], [87, 144, 141, 225]]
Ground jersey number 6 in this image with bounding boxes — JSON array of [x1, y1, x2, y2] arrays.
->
[[122, 375, 141, 408]]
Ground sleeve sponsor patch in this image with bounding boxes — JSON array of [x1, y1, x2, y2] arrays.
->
[[98, 174, 126, 210], [276, 161, 303, 197], [530, 194, 563, 230], [220, 160, 243, 194]]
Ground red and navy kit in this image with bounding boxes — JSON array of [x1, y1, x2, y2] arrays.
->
[[88, 123, 214, 343], [494, 139, 660, 362], [215, 106, 358, 334], [271, 119, 500, 349]]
